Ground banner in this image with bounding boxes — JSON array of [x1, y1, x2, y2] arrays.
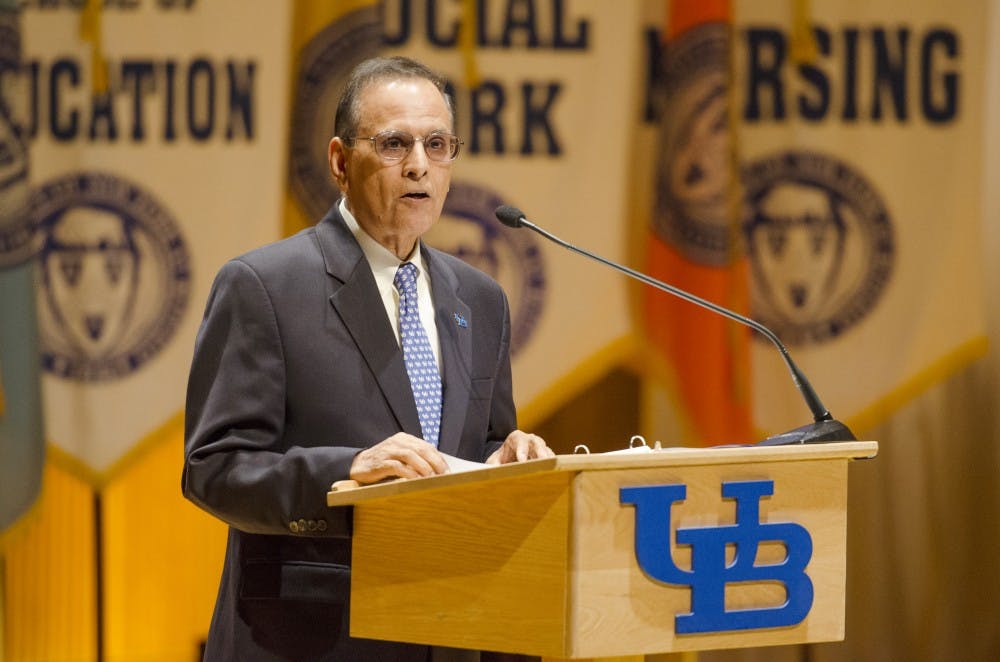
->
[[0, 260, 44, 535], [286, 0, 382, 237], [639, 0, 988, 441], [396, 0, 644, 420], [0, 0, 44, 536], [3, 3, 290, 659], [19, 0, 289, 475], [736, 0, 988, 435], [286, 0, 647, 424], [643, 0, 754, 445]]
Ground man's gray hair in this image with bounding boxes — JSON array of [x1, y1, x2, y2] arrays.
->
[[334, 56, 454, 138]]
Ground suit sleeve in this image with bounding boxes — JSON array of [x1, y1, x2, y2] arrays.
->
[[181, 259, 356, 537], [481, 289, 516, 461]]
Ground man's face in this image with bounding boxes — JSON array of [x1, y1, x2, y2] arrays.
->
[[329, 78, 453, 259]]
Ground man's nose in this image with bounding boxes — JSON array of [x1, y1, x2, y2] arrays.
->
[[401, 140, 430, 178]]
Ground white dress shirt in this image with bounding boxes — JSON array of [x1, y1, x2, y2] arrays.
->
[[338, 198, 441, 369]]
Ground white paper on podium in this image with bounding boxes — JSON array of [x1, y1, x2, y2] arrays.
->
[[442, 453, 491, 474]]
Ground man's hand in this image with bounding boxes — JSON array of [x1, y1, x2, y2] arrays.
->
[[485, 430, 555, 465], [349, 433, 449, 485]]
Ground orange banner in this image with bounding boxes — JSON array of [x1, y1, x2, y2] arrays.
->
[[643, 0, 752, 445]]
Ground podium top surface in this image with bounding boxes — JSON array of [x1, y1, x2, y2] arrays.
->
[[326, 440, 877, 508]]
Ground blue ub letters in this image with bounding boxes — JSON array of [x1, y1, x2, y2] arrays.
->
[[620, 480, 814, 634]]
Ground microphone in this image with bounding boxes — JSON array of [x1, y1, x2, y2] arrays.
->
[[494, 204, 856, 446]]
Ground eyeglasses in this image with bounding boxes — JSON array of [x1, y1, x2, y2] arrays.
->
[[348, 130, 463, 162]]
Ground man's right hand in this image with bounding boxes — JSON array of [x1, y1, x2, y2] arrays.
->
[[349, 433, 449, 485]]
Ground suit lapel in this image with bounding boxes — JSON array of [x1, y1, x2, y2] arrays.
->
[[316, 208, 422, 438], [424, 246, 472, 457]]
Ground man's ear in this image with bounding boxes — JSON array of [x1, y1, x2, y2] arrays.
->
[[328, 137, 349, 190]]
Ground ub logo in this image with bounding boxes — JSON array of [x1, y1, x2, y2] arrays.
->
[[620, 480, 814, 634]]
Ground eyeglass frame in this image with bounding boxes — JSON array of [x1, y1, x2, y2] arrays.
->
[[346, 129, 464, 163]]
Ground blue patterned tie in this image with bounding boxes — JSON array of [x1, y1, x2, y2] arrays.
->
[[393, 262, 442, 446]]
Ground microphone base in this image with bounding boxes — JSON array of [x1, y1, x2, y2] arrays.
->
[[755, 419, 857, 446]]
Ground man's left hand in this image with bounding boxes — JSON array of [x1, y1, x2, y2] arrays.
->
[[485, 430, 556, 465]]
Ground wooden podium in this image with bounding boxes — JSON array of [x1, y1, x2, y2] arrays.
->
[[327, 441, 877, 659]]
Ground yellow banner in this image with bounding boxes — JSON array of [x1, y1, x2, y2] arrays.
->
[[639, 0, 988, 440], [390, 0, 644, 422], [21, 0, 288, 473], [735, 0, 988, 434]]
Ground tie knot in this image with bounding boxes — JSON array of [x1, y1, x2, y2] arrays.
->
[[393, 262, 419, 295]]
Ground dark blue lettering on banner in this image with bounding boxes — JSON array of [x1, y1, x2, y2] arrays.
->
[[383, 0, 589, 50], [644, 23, 961, 125], [742, 24, 959, 124], [8, 56, 255, 144], [290, 3, 574, 224], [620, 480, 814, 634]]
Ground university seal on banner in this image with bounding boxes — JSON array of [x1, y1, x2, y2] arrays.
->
[[653, 23, 736, 266], [742, 151, 894, 345], [0, 12, 35, 268], [288, 7, 382, 220], [32, 172, 191, 381], [424, 182, 545, 356]]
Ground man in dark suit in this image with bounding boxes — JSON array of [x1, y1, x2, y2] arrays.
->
[[182, 56, 553, 661]]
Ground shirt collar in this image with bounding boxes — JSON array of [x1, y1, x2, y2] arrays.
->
[[339, 198, 428, 277]]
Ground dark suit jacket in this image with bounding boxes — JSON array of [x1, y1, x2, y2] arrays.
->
[[182, 206, 516, 661]]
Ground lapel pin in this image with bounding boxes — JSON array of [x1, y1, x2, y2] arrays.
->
[[453, 313, 468, 328]]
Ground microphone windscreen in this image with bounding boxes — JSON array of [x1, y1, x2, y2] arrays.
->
[[494, 205, 525, 228]]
